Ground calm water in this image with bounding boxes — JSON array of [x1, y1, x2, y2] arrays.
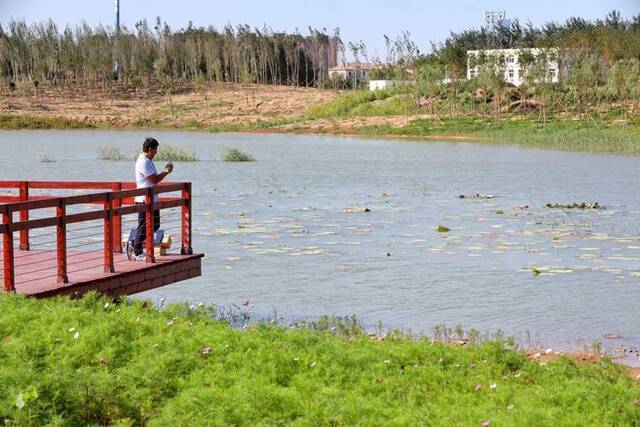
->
[[2, 130, 640, 353]]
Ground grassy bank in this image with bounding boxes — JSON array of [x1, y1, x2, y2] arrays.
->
[[0, 114, 93, 130], [3, 86, 640, 156], [356, 117, 640, 156], [0, 293, 638, 425], [304, 88, 640, 156]]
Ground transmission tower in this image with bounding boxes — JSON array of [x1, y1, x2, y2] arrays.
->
[[114, 0, 121, 75], [484, 11, 506, 49]]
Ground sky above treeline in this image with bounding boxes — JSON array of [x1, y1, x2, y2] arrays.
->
[[1, 0, 638, 58]]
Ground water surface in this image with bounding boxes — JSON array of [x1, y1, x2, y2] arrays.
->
[[1, 130, 639, 355]]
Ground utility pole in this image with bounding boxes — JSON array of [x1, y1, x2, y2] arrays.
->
[[114, 0, 120, 76], [484, 11, 506, 50]]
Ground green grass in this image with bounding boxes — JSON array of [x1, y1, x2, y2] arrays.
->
[[98, 145, 130, 161], [307, 88, 406, 118], [220, 147, 255, 162], [0, 114, 92, 130], [357, 117, 640, 156], [98, 145, 197, 162], [0, 293, 638, 425], [154, 145, 198, 162]]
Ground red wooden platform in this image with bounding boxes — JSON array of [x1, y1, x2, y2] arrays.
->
[[11, 250, 203, 298], [1, 181, 204, 298]]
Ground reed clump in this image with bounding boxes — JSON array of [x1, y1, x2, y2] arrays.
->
[[38, 153, 55, 163], [154, 145, 198, 162], [220, 147, 255, 162], [97, 145, 130, 161]]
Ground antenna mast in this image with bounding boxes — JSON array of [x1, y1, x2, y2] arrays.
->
[[114, 0, 121, 75], [484, 11, 506, 49]]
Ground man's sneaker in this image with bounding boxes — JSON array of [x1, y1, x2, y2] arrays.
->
[[132, 254, 146, 262], [126, 241, 135, 261]]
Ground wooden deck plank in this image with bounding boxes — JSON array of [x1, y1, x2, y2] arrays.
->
[[6, 249, 203, 298]]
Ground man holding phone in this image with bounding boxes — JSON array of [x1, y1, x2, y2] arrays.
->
[[129, 137, 174, 261]]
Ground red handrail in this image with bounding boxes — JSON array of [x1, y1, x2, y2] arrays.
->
[[0, 181, 194, 291]]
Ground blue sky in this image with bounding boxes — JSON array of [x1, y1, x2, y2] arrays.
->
[[1, 0, 638, 58]]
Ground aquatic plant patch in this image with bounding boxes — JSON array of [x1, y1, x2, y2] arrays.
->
[[220, 147, 255, 162], [546, 202, 604, 209]]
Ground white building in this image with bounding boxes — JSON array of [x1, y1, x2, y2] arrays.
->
[[466, 48, 559, 87], [369, 80, 414, 91], [329, 63, 379, 81]]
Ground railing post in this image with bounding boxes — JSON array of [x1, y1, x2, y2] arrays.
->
[[56, 200, 68, 284], [19, 181, 29, 251], [181, 182, 193, 255], [112, 182, 122, 253], [2, 208, 15, 292], [104, 193, 115, 273], [145, 188, 156, 264]]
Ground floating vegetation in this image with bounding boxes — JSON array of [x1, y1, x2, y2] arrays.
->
[[546, 202, 604, 209], [155, 145, 198, 162], [98, 145, 196, 162], [437, 225, 451, 233], [220, 147, 255, 162], [98, 145, 130, 161], [459, 193, 493, 199], [38, 152, 55, 163]]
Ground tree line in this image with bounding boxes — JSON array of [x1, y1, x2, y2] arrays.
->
[[0, 18, 342, 89], [362, 11, 640, 125]]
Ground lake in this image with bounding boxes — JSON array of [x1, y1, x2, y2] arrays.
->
[[1, 130, 640, 356]]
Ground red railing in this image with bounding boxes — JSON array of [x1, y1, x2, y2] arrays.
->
[[0, 181, 193, 292]]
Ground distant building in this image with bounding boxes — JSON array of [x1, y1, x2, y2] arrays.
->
[[329, 62, 379, 81], [369, 80, 414, 91], [302, 36, 340, 79], [466, 48, 559, 87]]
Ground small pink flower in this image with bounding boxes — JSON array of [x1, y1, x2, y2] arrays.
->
[[201, 346, 211, 355]]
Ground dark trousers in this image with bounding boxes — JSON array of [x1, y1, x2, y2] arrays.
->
[[133, 203, 160, 255]]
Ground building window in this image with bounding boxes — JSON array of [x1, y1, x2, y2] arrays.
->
[[508, 69, 514, 79], [507, 56, 515, 64], [549, 68, 556, 78]]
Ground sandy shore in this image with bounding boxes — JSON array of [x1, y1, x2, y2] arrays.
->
[[0, 83, 477, 138]]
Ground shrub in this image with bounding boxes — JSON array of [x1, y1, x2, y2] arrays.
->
[[220, 147, 255, 162], [98, 145, 129, 161], [38, 153, 55, 163], [155, 145, 198, 162]]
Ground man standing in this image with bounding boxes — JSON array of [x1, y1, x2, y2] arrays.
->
[[129, 137, 174, 261]]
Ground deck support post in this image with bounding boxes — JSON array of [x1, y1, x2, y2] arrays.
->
[[181, 182, 193, 255], [145, 188, 156, 264], [104, 193, 115, 273], [2, 208, 15, 292], [112, 182, 122, 253], [56, 201, 68, 284], [19, 181, 29, 251]]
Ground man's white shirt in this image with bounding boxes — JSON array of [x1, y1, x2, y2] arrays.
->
[[135, 154, 159, 203]]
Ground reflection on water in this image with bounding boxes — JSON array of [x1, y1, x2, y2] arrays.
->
[[2, 130, 640, 353]]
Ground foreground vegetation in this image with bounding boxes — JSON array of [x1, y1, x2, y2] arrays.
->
[[0, 293, 638, 425]]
